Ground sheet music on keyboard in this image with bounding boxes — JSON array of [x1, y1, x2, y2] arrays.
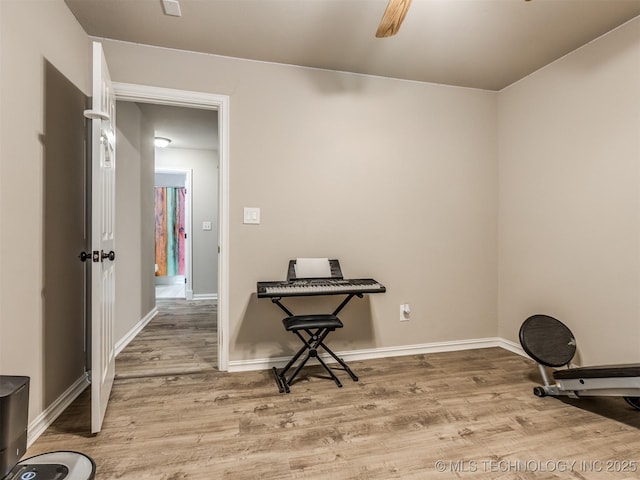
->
[[294, 258, 332, 279]]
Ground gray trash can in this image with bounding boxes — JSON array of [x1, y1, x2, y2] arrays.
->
[[1, 376, 95, 480]]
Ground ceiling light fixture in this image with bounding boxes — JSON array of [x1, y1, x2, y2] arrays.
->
[[154, 137, 172, 148]]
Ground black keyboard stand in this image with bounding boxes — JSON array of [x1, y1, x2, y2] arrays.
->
[[269, 294, 362, 393], [259, 259, 385, 393], [269, 292, 362, 317]]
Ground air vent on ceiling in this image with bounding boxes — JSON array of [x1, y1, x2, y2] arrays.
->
[[162, 0, 182, 17]]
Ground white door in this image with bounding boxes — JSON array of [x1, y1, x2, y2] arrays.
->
[[85, 41, 116, 434]]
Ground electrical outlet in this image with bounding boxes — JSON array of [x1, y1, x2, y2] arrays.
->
[[400, 303, 410, 321]]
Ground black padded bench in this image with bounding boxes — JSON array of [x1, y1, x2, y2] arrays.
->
[[272, 314, 358, 393], [258, 259, 385, 393]]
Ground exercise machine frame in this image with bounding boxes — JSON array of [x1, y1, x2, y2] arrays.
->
[[519, 314, 640, 411]]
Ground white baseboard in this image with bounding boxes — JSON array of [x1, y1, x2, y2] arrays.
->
[[498, 337, 528, 358], [192, 293, 218, 301], [27, 375, 88, 447], [115, 306, 158, 357], [228, 337, 530, 372], [28, 308, 159, 446]]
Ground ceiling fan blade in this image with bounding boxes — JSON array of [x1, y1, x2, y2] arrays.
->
[[375, 0, 412, 38]]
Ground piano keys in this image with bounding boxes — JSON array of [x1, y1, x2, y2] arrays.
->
[[258, 260, 386, 392], [257, 278, 386, 298]]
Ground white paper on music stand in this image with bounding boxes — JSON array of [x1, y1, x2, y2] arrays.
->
[[294, 258, 331, 278]]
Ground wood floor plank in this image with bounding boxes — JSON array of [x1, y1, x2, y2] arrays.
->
[[26, 301, 640, 479], [115, 299, 217, 378]]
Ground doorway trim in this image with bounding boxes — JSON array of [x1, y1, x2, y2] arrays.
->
[[113, 82, 230, 371]]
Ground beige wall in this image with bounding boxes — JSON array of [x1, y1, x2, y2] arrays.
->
[[0, 0, 90, 423], [140, 111, 156, 318], [99, 39, 499, 361], [115, 101, 155, 341], [42, 61, 88, 407], [498, 17, 640, 365]]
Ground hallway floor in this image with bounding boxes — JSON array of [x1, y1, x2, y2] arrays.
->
[[155, 283, 186, 299]]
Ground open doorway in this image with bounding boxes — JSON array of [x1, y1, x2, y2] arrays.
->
[[141, 102, 220, 301], [112, 83, 229, 373], [116, 101, 219, 375]]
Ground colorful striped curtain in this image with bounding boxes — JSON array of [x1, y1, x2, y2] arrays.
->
[[155, 187, 186, 276]]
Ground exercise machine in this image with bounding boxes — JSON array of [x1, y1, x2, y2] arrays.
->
[[518, 314, 640, 410]]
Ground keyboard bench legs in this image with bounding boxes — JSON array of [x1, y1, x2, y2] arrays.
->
[[272, 328, 358, 393]]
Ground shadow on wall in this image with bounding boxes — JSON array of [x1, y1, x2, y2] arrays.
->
[[235, 293, 376, 360], [43, 60, 88, 406]]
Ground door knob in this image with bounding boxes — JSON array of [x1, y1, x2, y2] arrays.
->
[[101, 250, 115, 261], [78, 251, 92, 262]]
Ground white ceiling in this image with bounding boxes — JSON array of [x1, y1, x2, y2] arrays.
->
[[66, 0, 640, 91], [136, 103, 219, 150], [74, 0, 639, 150]]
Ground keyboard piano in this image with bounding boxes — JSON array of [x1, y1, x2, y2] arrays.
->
[[257, 278, 386, 298], [259, 260, 385, 393]]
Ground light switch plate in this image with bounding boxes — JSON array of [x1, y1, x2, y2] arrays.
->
[[202, 221, 212, 231], [243, 207, 260, 224]]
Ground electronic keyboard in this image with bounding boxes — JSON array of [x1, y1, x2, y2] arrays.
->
[[257, 278, 386, 298]]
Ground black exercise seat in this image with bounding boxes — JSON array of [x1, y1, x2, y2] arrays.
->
[[272, 314, 358, 393]]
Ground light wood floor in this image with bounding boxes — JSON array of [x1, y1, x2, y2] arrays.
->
[[28, 305, 640, 479], [115, 299, 217, 378]]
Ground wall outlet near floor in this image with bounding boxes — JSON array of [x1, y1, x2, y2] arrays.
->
[[400, 303, 410, 321]]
